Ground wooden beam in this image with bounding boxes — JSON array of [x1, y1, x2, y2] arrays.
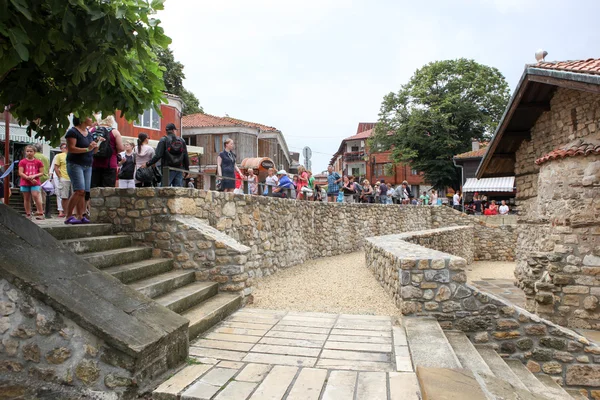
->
[[517, 101, 551, 111], [527, 75, 600, 94], [503, 131, 531, 140]]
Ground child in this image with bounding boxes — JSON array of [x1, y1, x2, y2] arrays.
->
[[18, 145, 45, 219]]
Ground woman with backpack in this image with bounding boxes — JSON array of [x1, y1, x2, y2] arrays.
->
[[134, 133, 156, 187], [117, 141, 136, 188]]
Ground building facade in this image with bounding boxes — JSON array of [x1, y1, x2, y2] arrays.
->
[[182, 113, 292, 187], [115, 94, 183, 142], [478, 58, 600, 330], [331, 123, 426, 192]]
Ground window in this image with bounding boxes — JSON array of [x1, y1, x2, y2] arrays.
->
[[351, 146, 359, 152], [374, 164, 385, 177], [351, 167, 360, 177], [411, 169, 418, 175], [213, 135, 230, 153], [135, 108, 160, 130]]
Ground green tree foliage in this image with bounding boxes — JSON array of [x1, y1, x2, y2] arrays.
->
[[0, 0, 172, 143], [155, 47, 203, 115], [372, 59, 510, 190]]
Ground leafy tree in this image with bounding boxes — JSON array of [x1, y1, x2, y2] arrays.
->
[[0, 0, 171, 143], [155, 47, 203, 115], [372, 59, 510, 190]]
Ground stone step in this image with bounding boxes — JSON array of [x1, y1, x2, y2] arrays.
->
[[536, 374, 572, 399], [104, 258, 174, 284], [182, 293, 242, 340], [404, 317, 461, 369], [129, 270, 196, 299], [444, 331, 493, 376], [44, 223, 113, 240], [81, 246, 153, 269], [62, 235, 132, 254], [505, 360, 571, 400], [155, 281, 219, 314], [474, 345, 528, 391]]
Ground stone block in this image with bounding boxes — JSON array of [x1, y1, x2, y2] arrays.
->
[[584, 296, 599, 310], [424, 270, 450, 283], [566, 364, 600, 386], [584, 255, 600, 267], [401, 286, 423, 299], [496, 319, 520, 331], [563, 286, 589, 294], [455, 316, 493, 332], [540, 337, 566, 350], [531, 348, 554, 362], [516, 338, 533, 350], [492, 331, 521, 340], [434, 286, 452, 302], [542, 361, 562, 375]]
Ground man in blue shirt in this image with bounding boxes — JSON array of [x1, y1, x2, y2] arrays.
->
[[270, 170, 294, 198]]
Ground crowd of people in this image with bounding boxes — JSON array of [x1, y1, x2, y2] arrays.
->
[[452, 191, 510, 215], [7, 116, 190, 224]]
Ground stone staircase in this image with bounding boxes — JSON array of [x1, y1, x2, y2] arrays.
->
[[44, 223, 242, 340], [9, 187, 57, 215], [404, 317, 585, 400]]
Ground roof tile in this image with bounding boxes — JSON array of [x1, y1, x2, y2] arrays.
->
[[533, 58, 600, 75], [182, 113, 278, 131], [535, 138, 600, 165]]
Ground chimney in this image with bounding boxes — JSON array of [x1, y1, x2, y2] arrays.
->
[[472, 140, 480, 152]]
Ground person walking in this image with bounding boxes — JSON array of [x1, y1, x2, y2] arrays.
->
[[52, 143, 70, 217], [117, 141, 136, 188], [134, 133, 156, 187], [145, 123, 189, 187], [64, 116, 98, 224], [91, 116, 123, 188], [18, 145, 45, 220], [326, 165, 341, 202], [216, 138, 243, 193]]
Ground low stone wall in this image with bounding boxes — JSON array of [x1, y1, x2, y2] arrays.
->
[[398, 226, 474, 265], [90, 188, 433, 299], [431, 206, 516, 262], [366, 230, 600, 396]]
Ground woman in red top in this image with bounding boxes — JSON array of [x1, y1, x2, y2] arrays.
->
[[296, 165, 309, 200], [18, 145, 45, 219]]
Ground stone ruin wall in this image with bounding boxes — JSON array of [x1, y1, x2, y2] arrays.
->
[[365, 229, 600, 397], [0, 279, 136, 399], [513, 87, 600, 329], [91, 188, 517, 301]]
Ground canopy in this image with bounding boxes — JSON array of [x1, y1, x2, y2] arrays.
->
[[240, 157, 275, 170], [463, 176, 515, 193]]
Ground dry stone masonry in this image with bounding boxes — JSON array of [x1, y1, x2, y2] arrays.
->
[[365, 228, 600, 397]]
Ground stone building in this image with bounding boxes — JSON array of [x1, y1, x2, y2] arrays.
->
[[478, 58, 600, 330]]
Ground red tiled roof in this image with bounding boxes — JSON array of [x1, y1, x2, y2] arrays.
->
[[535, 138, 600, 165], [344, 128, 373, 141], [454, 147, 487, 159], [182, 113, 278, 131], [533, 59, 600, 75]]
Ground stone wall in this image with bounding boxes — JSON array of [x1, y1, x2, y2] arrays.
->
[[91, 188, 433, 299], [512, 87, 600, 328], [0, 279, 137, 399], [522, 155, 600, 329], [431, 206, 516, 262], [365, 231, 600, 397], [394, 226, 474, 265]]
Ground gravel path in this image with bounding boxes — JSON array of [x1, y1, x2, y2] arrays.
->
[[248, 252, 401, 318]]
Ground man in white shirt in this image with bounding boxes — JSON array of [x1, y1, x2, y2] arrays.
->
[[499, 200, 509, 215], [453, 191, 461, 210]]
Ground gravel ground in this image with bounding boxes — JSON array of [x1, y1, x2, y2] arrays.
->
[[466, 261, 516, 282], [248, 252, 401, 318]]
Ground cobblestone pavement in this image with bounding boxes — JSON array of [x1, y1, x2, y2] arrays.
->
[[155, 308, 418, 400]]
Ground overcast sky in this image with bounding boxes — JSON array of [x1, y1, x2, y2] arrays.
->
[[159, 0, 599, 173]]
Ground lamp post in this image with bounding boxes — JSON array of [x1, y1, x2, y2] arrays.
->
[[3, 105, 10, 206]]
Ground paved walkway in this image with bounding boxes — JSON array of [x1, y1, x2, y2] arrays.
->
[[471, 278, 526, 308], [155, 308, 418, 400]]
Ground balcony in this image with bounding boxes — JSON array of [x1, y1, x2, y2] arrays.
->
[[343, 151, 366, 162]]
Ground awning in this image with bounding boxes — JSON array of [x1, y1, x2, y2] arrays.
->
[[0, 123, 45, 144], [463, 176, 515, 192]]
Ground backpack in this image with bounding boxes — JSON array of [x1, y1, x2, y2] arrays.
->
[[164, 135, 185, 167], [118, 153, 136, 180], [92, 127, 113, 159]]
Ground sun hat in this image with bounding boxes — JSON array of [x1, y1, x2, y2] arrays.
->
[[277, 170, 287, 175]]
